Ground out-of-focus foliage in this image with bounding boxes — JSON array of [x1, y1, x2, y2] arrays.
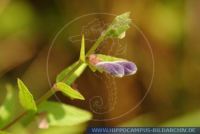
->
[[38, 101, 92, 126], [119, 110, 200, 128], [147, 2, 184, 45], [119, 114, 156, 127], [0, 1, 37, 37], [0, 85, 16, 129], [160, 110, 200, 127], [0, 130, 10, 134], [36, 124, 88, 134]]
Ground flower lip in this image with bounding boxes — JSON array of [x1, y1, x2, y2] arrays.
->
[[117, 61, 137, 75]]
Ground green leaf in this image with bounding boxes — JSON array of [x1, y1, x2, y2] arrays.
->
[[17, 79, 37, 112], [103, 12, 131, 39], [79, 35, 85, 62], [55, 82, 85, 100], [56, 61, 87, 85], [0, 85, 17, 128], [38, 101, 92, 126]]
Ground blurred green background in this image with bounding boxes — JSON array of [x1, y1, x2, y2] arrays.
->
[[0, 0, 200, 133]]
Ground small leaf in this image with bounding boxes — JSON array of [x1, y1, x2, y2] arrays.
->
[[17, 79, 37, 112], [38, 101, 92, 126], [56, 61, 87, 85], [0, 84, 17, 128], [55, 82, 85, 100], [103, 12, 131, 39], [79, 35, 85, 62]]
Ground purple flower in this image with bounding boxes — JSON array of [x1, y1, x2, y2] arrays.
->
[[88, 54, 137, 77], [95, 61, 137, 77]]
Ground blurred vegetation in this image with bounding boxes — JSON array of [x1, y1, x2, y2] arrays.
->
[[0, 0, 200, 133]]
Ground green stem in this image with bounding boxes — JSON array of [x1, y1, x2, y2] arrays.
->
[[36, 87, 56, 105], [86, 35, 105, 56]]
